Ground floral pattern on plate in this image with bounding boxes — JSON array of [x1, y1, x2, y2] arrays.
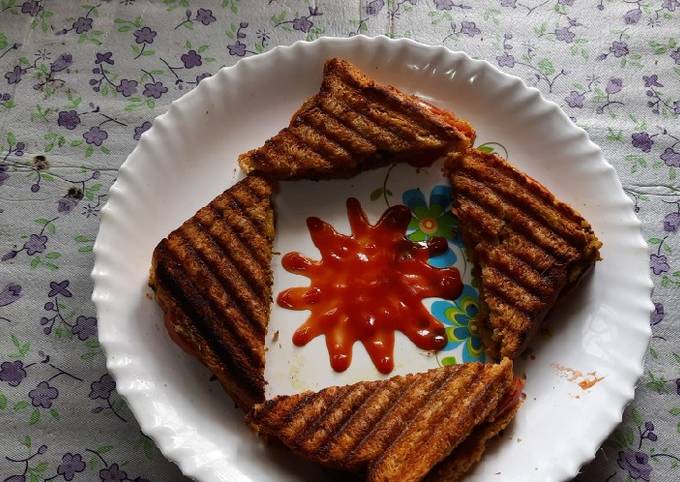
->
[[401, 185, 483, 364], [432, 285, 485, 364]]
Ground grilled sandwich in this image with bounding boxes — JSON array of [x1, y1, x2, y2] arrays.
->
[[149, 175, 275, 411], [238, 58, 475, 180], [247, 359, 523, 482], [446, 149, 602, 360]]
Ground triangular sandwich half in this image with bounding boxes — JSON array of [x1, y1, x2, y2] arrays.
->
[[247, 359, 522, 482], [149, 175, 275, 411], [238, 58, 475, 180], [445, 149, 602, 360]]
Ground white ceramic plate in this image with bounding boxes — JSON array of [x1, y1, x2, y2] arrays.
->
[[91, 36, 652, 482]]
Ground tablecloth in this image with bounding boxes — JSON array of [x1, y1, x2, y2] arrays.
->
[[0, 1, 678, 481]]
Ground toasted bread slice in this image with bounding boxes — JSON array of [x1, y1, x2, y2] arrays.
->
[[425, 381, 522, 482], [238, 58, 475, 180], [149, 175, 275, 411], [446, 149, 602, 360], [247, 359, 519, 482]]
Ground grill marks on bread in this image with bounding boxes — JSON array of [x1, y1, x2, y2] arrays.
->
[[149, 175, 275, 410], [248, 360, 515, 482], [238, 58, 474, 179], [446, 150, 601, 360]]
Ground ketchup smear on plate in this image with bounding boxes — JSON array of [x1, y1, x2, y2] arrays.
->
[[277, 197, 462, 374]]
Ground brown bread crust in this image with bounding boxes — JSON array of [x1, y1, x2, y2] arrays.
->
[[149, 175, 275, 411], [247, 359, 515, 482], [445, 149, 602, 360], [238, 58, 475, 180], [425, 391, 522, 481]]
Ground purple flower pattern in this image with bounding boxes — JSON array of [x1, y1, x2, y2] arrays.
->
[[434, 0, 467, 9], [459, 21, 480, 37], [195, 72, 211, 84], [606, 78, 623, 94], [72, 316, 97, 340], [0, 283, 22, 306], [274, 7, 322, 35], [21, 1, 40, 15], [623, 9, 642, 25], [644, 74, 663, 88], [292, 17, 313, 33], [142, 81, 167, 99], [29, 381, 59, 408], [133, 27, 156, 45], [664, 212, 680, 232], [671, 48, 680, 65], [116, 79, 138, 97], [661, 148, 680, 167], [617, 450, 652, 481], [565, 91, 585, 108], [610, 41, 629, 58], [57, 196, 79, 214], [496, 53, 515, 68], [73, 17, 93, 34], [48, 280, 72, 298], [650, 302, 665, 326], [57, 110, 81, 130], [24, 234, 47, 255], [632, 132, 654, 152], [0, 3, 678, 481], [89, 373, 115, 400], [100, 463, 127, 482], [57, 453, 86, 481], [180, 50, 202, 69], [555, 26, 575, 43], [50, 54, 72, 73], [650, 254, 670, 275], [83, 127, 108, 146], [0, 360, 27, 386], [133, 121, 151, 140], [366, 0, 385, 15], [5, 65, 23, 84], [196, 8, 216, 25], [228, 41, 247, 57]]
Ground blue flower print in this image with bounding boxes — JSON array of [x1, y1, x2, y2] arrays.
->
[[402, 185, 462, 268], [432, 285, 485, 363]]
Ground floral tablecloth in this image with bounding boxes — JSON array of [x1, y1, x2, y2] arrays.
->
[[0, 1, 678, 481]]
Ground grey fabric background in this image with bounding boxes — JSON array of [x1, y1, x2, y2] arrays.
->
[[0, 1, 678, 481]]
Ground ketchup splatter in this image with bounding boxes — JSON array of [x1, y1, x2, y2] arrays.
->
[[277, 198, 463, 374]]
